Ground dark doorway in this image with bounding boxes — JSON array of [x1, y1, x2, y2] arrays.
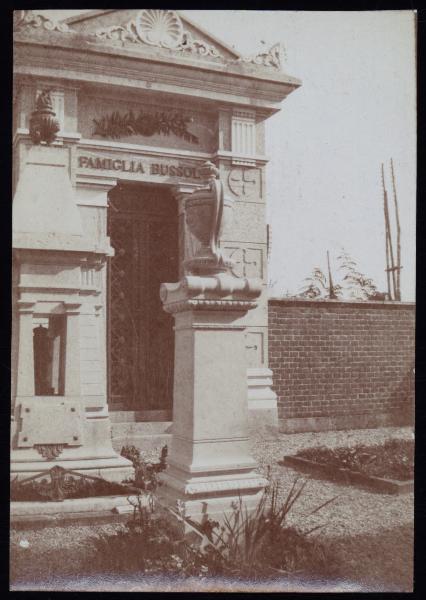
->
[[107, 183, 178, 412]]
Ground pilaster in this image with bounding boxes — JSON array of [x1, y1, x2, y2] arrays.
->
[[63, 302, 82, 397], [15, 301, 36, 400]]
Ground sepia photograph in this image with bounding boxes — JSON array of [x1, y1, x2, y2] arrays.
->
[[10, 8, 415, 592]]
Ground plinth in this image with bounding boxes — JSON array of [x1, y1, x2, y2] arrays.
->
[[159, 273, 268, 522]]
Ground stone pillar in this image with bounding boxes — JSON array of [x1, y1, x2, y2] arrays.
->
[[63, 302, 82, 398], [159, 162, 268, 522], [15, 301, 36, 400], [11, 140, 133, 482]]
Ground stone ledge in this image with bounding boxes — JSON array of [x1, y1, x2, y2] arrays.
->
[[268, 297, 415, 309], [278, 412, 413, 434], [10, 493, 149, 526]]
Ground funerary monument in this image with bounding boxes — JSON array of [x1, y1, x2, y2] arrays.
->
[[12, 9, 300, 514]]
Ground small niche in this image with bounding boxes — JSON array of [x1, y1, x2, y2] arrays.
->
[[33, 315, 66, 396]]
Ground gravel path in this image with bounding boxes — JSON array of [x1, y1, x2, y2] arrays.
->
[[10, 426, 413, 591], [250, 426, 414, 538]]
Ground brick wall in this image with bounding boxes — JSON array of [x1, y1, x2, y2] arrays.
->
[[268, 299, 415, 433]]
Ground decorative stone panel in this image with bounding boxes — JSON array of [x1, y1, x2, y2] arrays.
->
[[17, 399, 84, 448], [245, 330, 265, 367], [227, 167, 262, 200], [223, 246, 264, 279], [19, 263, 81, 290], [231, 109, 256, 165]]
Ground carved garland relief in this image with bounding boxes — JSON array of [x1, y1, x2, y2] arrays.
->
[[92, 108, 199, 143]]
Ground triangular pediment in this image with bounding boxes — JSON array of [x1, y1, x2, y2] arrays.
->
[[63, 9, 241, 63]]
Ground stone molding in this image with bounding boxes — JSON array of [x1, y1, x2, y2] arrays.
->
[[161, 273, 262, 315], [268, 297, 416, 309], [16, 300, 36, 314], [184, 477, 268, 495], [14, 10, 289, 73], [14, 55, 297, 111]]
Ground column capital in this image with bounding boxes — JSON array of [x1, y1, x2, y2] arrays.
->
[[63, 302, 82, 315], [17, 300, 36, 314], [172, 183, 203, 200]]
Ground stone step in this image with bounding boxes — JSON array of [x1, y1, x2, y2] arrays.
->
[[111, 421, 172, 437], [112, 433, 172, 455], [109, 410, 172, 423]]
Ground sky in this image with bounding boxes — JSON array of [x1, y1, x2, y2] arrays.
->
[[41, 10, 417, 301]]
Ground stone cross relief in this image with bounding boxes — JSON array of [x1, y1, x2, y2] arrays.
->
[[233, 249, 258, 277], [228, 168, 259, 197]]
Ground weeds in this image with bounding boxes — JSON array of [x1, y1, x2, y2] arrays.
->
[[88, 474, 340, 581], [296, 439, 414, 481]]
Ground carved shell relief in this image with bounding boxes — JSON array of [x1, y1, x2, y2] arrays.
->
[[95, 10, 221, 59], [14, 10, 283, 69], [135, 10, 183, 49]]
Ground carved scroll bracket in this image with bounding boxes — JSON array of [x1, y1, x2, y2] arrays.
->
[[238, 42, 286, 70]]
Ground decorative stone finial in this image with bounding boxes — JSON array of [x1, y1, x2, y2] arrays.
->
[[199, 160, 220, 182], [35, 90, 54, 112], [29, 90, 60, 145]]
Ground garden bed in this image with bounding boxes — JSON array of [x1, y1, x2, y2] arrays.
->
[[282, 438, 414, 494]]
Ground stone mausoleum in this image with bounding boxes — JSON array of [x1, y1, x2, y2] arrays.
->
[[12, 9, 300, 514]]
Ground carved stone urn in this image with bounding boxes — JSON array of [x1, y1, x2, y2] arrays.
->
[[184, 161, 234, 275], [29, 90, 60, 145]]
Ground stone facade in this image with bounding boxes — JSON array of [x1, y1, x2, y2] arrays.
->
[[12, 10, 301, 484]]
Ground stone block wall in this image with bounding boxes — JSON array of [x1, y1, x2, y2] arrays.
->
[[268, 299, 415, 433]]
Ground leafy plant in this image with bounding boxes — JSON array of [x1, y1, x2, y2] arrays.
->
[[337, 249, 379, 300], [121, 444, 168, 492], [296, 439, 414, 481], [300, 266, 343, 300], [299, 248, 385, 301], [87, 474, 340, 580], [169, 478, 340, 579]]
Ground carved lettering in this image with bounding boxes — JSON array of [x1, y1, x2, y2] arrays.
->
[[78, 156, 200, 180]]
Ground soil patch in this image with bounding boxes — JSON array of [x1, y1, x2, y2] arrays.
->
[[293, 438, 413, 481]]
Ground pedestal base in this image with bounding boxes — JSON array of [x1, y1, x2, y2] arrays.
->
[[10, 453, 134, 483], [158, 466, 268, 523], [11, 407, 134, 483], [247, 368, 278, 430]]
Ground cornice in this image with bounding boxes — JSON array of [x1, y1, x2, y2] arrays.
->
[[13, 35, 300, 113], [79, 138, 212, 161]]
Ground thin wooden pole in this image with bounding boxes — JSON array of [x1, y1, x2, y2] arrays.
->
[[381, 163, 396, 299], [327, 250, 337, 299], [382, 164, 392, 299], [390, 158, 402, 300]]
